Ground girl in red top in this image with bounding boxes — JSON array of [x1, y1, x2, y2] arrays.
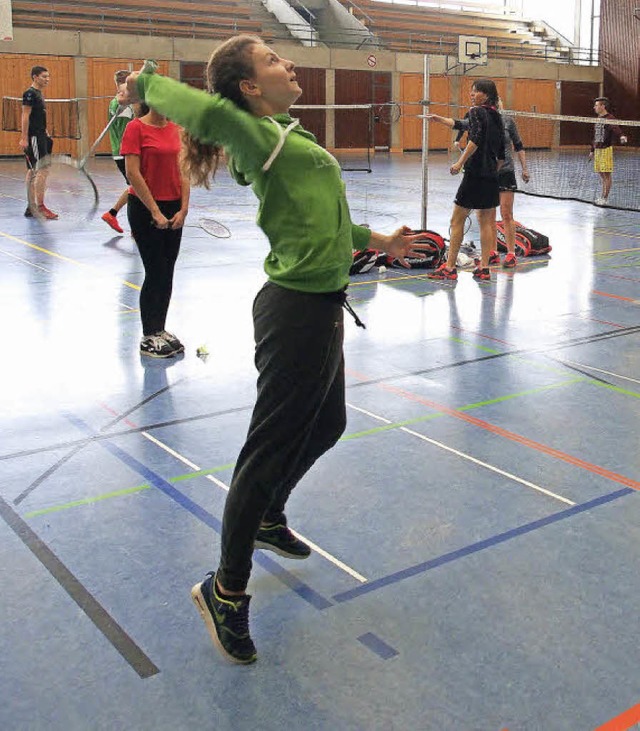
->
[[120, 103, 190, 358]]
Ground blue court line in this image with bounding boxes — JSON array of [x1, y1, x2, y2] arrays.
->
[[64, 413, 332, 611], [332, 488, 634, 604], [357, 632, 399, 660]]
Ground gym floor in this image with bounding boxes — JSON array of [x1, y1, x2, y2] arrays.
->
[[1, 152, 639, 731]]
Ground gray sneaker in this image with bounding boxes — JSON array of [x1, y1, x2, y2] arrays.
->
[[191, 572, 257, 664], [158, 330, 184, 353], [140, 335, 175, 358]]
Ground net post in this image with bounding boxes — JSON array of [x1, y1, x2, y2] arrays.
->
[[420, 54, 430, 231]]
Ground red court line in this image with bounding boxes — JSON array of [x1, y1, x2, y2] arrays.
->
[[382, 384, 640, 492], [593, 290, 637, 303], [584, 316, 627, 329], [593, 701, 640, 731], [450, 324, 512, 346]]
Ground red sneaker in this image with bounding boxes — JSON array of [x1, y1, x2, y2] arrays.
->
[[502, 252, 517, 269], [472, 266, 491, 281], [488, 250, 500, 265], [38, 204, 58, 220], [101, 211, 124, 234], [427, 263, 458, 281]]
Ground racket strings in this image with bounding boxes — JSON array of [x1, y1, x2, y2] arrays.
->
[[28, 157, 98, 221]]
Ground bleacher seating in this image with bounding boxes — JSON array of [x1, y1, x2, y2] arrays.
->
[[337, 0, 565, 60], [11, 0, 263, 39]]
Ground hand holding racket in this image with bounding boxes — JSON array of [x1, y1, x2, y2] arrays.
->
[[168, 209, 187, 229]]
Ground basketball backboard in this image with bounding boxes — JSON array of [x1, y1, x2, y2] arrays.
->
[[0, 0, 13, 41], [458, 35, 488, 65]]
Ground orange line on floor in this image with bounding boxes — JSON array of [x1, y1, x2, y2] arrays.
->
[[593, 701, 640, 731], [593, 290, 637, 303], [382, 384, 640, 492]]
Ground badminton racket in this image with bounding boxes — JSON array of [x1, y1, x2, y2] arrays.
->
[[374, 103, 402, 125], [448, 215, 472, 240], [27, 60, 158, 222], [183, 217, 231, 238]]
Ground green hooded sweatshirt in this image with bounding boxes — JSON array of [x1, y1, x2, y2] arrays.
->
[[136, 73, 371, 294]]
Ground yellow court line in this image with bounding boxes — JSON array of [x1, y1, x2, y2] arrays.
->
[[0, 229, 140, 290], [594, 230, 640, 242], [594, 246, 640, 256]]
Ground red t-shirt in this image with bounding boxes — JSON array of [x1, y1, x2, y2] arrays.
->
[[120, 118, 182, 200]]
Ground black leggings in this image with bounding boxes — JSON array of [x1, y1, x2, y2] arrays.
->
[[127, 195, 182, 336], [217, 282, 347, 592]]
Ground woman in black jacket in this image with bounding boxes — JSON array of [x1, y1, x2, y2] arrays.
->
[[427, 79, 505, 282]]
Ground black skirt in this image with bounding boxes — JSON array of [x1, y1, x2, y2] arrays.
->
[[454, 172, 499, 210]]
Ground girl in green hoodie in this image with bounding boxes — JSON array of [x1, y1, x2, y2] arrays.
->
[[127, 35, 430, 664]]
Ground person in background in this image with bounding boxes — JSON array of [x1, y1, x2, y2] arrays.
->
[[493, 98, 530, 268], [120, 103, 190, 358], [101, 70, 135, 234], [425, 78, 505, 282], [20, 65, 57, 220], [590, 97, 627, 206]]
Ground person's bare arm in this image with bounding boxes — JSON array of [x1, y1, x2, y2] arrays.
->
[[19, 106, 31, 149]]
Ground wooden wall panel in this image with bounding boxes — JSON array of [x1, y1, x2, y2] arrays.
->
[[600, 0, 640, 128], [334, 69, 390, 150], [86, 58, 170, 155], [459, 77, 507, 108], [512, 79, 555, 148], [292, 67, 326, 148], [180, 62, 207, 90], [0, 54, 76, 155], [400, 74, 452, 150], [559, 80, 600, 146]]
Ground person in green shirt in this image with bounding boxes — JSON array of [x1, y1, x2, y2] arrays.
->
[[101, 70, 135, 234], [126, 35, 430, 664]]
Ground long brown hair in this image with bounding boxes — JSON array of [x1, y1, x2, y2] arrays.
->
[[183, 35, 260, 188]]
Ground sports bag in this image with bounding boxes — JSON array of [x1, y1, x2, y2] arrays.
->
[[349, 248, 386, 275], [384, 229, 447, 269], [350, 230, 446, 274], [496, 221, 551, 257]]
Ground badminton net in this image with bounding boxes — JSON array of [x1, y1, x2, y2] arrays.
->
[[443, 104, 640, 211], [291, 103, 375, 172], [2, 96, 80, 139]]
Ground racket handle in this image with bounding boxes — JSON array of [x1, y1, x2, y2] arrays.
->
[[141, 59, 159, 74]]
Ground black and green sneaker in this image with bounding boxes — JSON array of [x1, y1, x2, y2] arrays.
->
[[190, 572, 257, 664], [255, 523, 311, 559]]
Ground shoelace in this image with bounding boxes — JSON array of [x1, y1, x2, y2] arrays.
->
[[228, 603, 251, 636]]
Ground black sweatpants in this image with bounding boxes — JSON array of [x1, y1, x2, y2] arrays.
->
[[217, 282, 347, 592], [127, 194, 182, 336]]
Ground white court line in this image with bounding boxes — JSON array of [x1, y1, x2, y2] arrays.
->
[[561, 360, 640, 386], [347, 403, 576, 506], [139, 431, 368, 583], [0, 246, 50, 272]]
